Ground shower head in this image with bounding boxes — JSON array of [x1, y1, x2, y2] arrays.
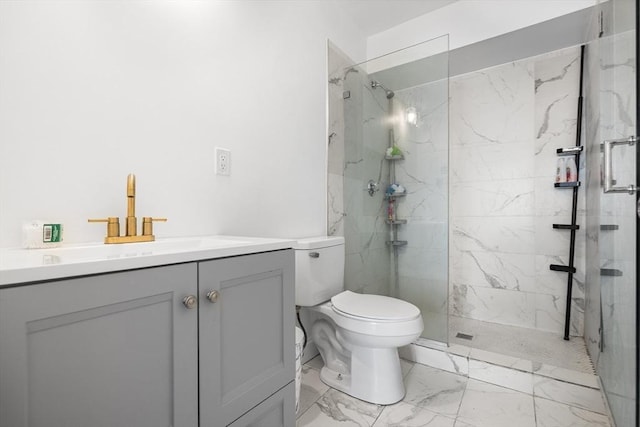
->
[[371, 80, 394, 99]]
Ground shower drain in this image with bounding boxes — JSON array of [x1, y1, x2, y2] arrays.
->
[[455, 332, 474, 340]]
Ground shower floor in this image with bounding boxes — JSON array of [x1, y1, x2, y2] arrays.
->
[[448, 316, 595, 374]]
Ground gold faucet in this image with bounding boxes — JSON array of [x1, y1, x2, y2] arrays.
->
[[89, 173, 167, 244]]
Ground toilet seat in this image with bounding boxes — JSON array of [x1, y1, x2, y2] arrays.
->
[[331, 290, 420, 322]]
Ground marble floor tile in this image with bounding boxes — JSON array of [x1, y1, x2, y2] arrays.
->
[[372, 401, 456, 427], [468, 359, 534, 394], [533, 376, 606, 414], [402, 363, 467, 417], [401, 358, 415, 378], [532, 363, 600, 388], [296, 388, 383, 427], [298, 345, 611, 427], [298, 365, 330, 417], [456, 379, 536, 427], [534, 396, 611, 426]]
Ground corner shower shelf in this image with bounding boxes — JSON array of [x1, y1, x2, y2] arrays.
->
[[554, 181, 581, 188], [550, 264, 577, 274], [549, 44, 585, 342], [385, 152, 407, 247], [552, 224, 580, 230], [556, 146, 584, 156], [601, 268, 623, 277], [600, 224, 619, 231], [386, 219, 407, 225]]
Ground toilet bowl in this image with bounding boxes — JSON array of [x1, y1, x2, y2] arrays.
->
[[294, 237, 423, 405], [309, 291, 422, 404]]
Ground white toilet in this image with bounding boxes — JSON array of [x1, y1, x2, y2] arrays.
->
[[295, 236, 423, 405]]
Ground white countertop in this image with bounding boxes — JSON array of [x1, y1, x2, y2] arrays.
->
[[0, 235, 295, 287]]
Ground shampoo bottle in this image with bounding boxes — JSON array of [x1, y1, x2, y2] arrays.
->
[[387, 199, 395, 221], [566, 157, 578, 182], [555, 158, 567, 183]]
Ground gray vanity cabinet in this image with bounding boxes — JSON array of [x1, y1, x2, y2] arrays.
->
[[0, 249, 294, 427], [198, 249, 295, 427], [0, 263, 200, 427]]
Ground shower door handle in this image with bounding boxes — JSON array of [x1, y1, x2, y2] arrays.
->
[[602, 136, 637, 194]]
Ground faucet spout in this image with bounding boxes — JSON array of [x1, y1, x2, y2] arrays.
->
[[126, 173, 136, 236], [89, 173, 166, 244]]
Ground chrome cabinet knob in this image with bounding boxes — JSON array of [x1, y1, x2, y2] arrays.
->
[[206, 290, 220, 303], [182, 295, 198, 309]]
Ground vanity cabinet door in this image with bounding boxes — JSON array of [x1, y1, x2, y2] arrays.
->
[[198, 250, 295, 427], [0, 263, 199, 427], [226, 382, 295, 427]]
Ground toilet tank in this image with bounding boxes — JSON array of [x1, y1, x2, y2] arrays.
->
[[294, 236, 345, 306]]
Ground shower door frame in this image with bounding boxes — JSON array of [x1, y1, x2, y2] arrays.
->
[[635, 3, 639, 426]]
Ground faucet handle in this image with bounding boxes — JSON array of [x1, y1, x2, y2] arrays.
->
[[88, 217, 120, 238], [142, 217, 167, 236]]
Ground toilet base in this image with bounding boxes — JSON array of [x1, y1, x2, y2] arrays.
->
[[319, 346, 406, 405]]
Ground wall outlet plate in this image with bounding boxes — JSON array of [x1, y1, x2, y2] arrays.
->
[[215, 147, 231, 176]]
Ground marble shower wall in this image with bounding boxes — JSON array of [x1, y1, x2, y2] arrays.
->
[[450, 46, 587, 336]]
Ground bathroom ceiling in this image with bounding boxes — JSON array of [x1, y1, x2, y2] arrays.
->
[[338, 0, 459, 36]]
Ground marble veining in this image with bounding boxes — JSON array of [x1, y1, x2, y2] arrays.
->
[[372, 402, 456, 427], [297, 387, 383, 427], [402, 364, 467, 416], [534, 56, 579, 92], [535, 397, 611, 427], [533, 376, 606, 414], [456, 379, 536, 427], [536, 94, 569, 138]]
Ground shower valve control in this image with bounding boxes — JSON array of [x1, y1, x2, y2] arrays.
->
[[367, 180, 379, 197]]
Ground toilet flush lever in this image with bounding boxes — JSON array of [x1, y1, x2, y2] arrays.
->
[[309, 252, 320, 258]]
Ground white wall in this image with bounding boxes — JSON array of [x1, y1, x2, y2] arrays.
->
[[367, 0, 596, 62], [0, 1, 365, 248]]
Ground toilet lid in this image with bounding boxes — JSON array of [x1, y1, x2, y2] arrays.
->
[[331, 291, 420, 321]]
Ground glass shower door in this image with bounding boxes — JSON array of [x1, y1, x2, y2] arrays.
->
[[341, 36, 450, 343], [596, 1, 637, 424]]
